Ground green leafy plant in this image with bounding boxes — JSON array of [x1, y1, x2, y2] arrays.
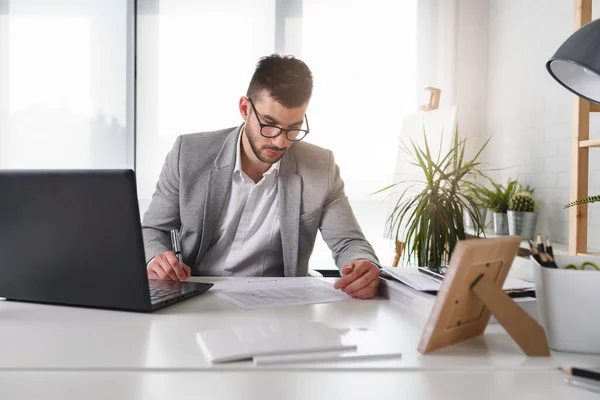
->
[[564, 195, 600, 209], [467, 177, 520, 214], [375, 127, 489, 267], [508, 191, 536, 212]]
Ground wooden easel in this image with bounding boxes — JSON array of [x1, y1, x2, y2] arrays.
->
[[392, 87, 442, 267], [420, 87, 441, 111]]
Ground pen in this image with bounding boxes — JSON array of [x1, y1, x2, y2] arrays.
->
[[170, 228, 182, 266], [560, 366, 600, 382]]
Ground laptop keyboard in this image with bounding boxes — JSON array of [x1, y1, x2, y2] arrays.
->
[[149, 288, 180, 302]]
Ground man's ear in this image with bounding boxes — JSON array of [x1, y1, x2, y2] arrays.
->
[[239, 97, 250, 120]]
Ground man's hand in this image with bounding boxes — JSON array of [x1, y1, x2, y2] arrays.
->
[[147, 251, 191, 282], [333, 260, 380, 299]]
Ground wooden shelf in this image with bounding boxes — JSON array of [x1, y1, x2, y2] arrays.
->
[[577, 252, 600, 256], [579, 139, 600, 148], [569, 0, 593, 255]]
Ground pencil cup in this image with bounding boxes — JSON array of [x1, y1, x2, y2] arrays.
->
[[532, 254, 600, 353]]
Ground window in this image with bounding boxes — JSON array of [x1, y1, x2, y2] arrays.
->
[[136, 0, 417, 267], [136, 0, 276, 213], [0, 0, 133, 169], [301, 0, 417, 267]]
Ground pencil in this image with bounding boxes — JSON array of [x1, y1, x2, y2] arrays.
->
[[545, 238, 554, 258], [543, 252, 559, 269], [559, 367, 600, 382], [536, 234, 545, 255], [529, 240, 538, 255], [538, 252, 550, 268], [528, 240, 542, 265]]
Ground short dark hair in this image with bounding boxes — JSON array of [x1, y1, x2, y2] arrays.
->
[[246, 54, 313, 108]]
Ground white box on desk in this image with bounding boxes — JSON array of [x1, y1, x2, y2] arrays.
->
[[533, 254, 600, 354]]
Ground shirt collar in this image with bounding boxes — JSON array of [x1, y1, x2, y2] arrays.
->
[[235, 125, 280, 178]]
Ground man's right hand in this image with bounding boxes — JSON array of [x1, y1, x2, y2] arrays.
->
[[147, 251, 191, 282]]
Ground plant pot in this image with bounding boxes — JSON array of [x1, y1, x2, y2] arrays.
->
[[508, 211, 538, 239], [463, 206, 487, 230], [493, 212, 509, 235]]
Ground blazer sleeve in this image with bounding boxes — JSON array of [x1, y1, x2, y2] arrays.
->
[[141, 136, 182, 263], [318, 150, 380, 270]]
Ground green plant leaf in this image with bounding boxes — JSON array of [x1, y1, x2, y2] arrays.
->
[[564, 195, 600, 208], [376, 124, 490, 266]]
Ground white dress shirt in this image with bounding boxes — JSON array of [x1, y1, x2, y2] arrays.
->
[[196, 128, 283, 276]]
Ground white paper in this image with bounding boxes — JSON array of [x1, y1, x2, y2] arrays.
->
[[215, 278, 352, 310], [383, 268, 442, 291], [502, 276, 535, 291], [382, 267, 535, 292]]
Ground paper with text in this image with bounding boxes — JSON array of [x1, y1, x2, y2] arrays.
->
[[215, 278, 352, 310]]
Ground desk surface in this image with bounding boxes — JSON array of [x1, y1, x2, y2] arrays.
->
[[1, 370, 598, 400], [0, 277, 598, 372]]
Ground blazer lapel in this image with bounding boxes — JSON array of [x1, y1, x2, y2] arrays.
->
[[194, 126, 239, 265], [278, 149, 301, 277]]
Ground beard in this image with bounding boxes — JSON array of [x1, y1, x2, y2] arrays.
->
[[245, 123, 287, 164]]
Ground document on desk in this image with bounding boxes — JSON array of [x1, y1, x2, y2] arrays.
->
[[381, 267, 535, 292], [214, 278, 352, 310]]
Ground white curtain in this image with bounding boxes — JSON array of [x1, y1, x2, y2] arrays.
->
[[136, 0, 276, 212], [300, 0, 418, 267], [301, 0, 418, 201], [0, 0, 133, 169], [417, 0, 458, 109]]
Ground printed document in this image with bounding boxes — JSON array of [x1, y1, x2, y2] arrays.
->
[[382, 267, 535, 292], [213, 277, 352, 310]]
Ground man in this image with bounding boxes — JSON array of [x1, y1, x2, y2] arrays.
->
[[142, 54, 380, 299]]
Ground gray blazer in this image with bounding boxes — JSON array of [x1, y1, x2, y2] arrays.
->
[[141, 125, 379, 277]]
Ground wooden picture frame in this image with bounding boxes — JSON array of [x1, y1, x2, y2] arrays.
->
[[417, 236, 550, 356]]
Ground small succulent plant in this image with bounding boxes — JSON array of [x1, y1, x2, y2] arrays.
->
[[509, 191, 536, 212]]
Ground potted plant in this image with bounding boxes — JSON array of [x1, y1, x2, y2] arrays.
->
[[376, 127, 489, 267], [467, 177, 520, 235], [463, 181, 490, 231], [507, 191, 538, 239]]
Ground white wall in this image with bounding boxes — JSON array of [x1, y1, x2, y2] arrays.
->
[[485, 0, 600, 248]]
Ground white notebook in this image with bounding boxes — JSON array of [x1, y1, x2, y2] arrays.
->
[[197, 320, 357, 364]]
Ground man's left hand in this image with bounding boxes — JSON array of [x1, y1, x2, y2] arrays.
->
[[333, 260, 380, 299]]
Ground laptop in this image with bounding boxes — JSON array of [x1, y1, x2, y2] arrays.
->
[[0, 169, 213, 312]]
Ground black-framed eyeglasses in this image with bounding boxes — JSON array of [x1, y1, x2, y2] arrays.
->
[[247, 97, 309, 142]]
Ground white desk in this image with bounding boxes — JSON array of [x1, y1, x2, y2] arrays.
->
[[0, 277, 598, 398], [1, 370, 599, 400]]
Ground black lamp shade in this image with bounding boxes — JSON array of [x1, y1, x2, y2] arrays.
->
[[547, 19, 600, 104]]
